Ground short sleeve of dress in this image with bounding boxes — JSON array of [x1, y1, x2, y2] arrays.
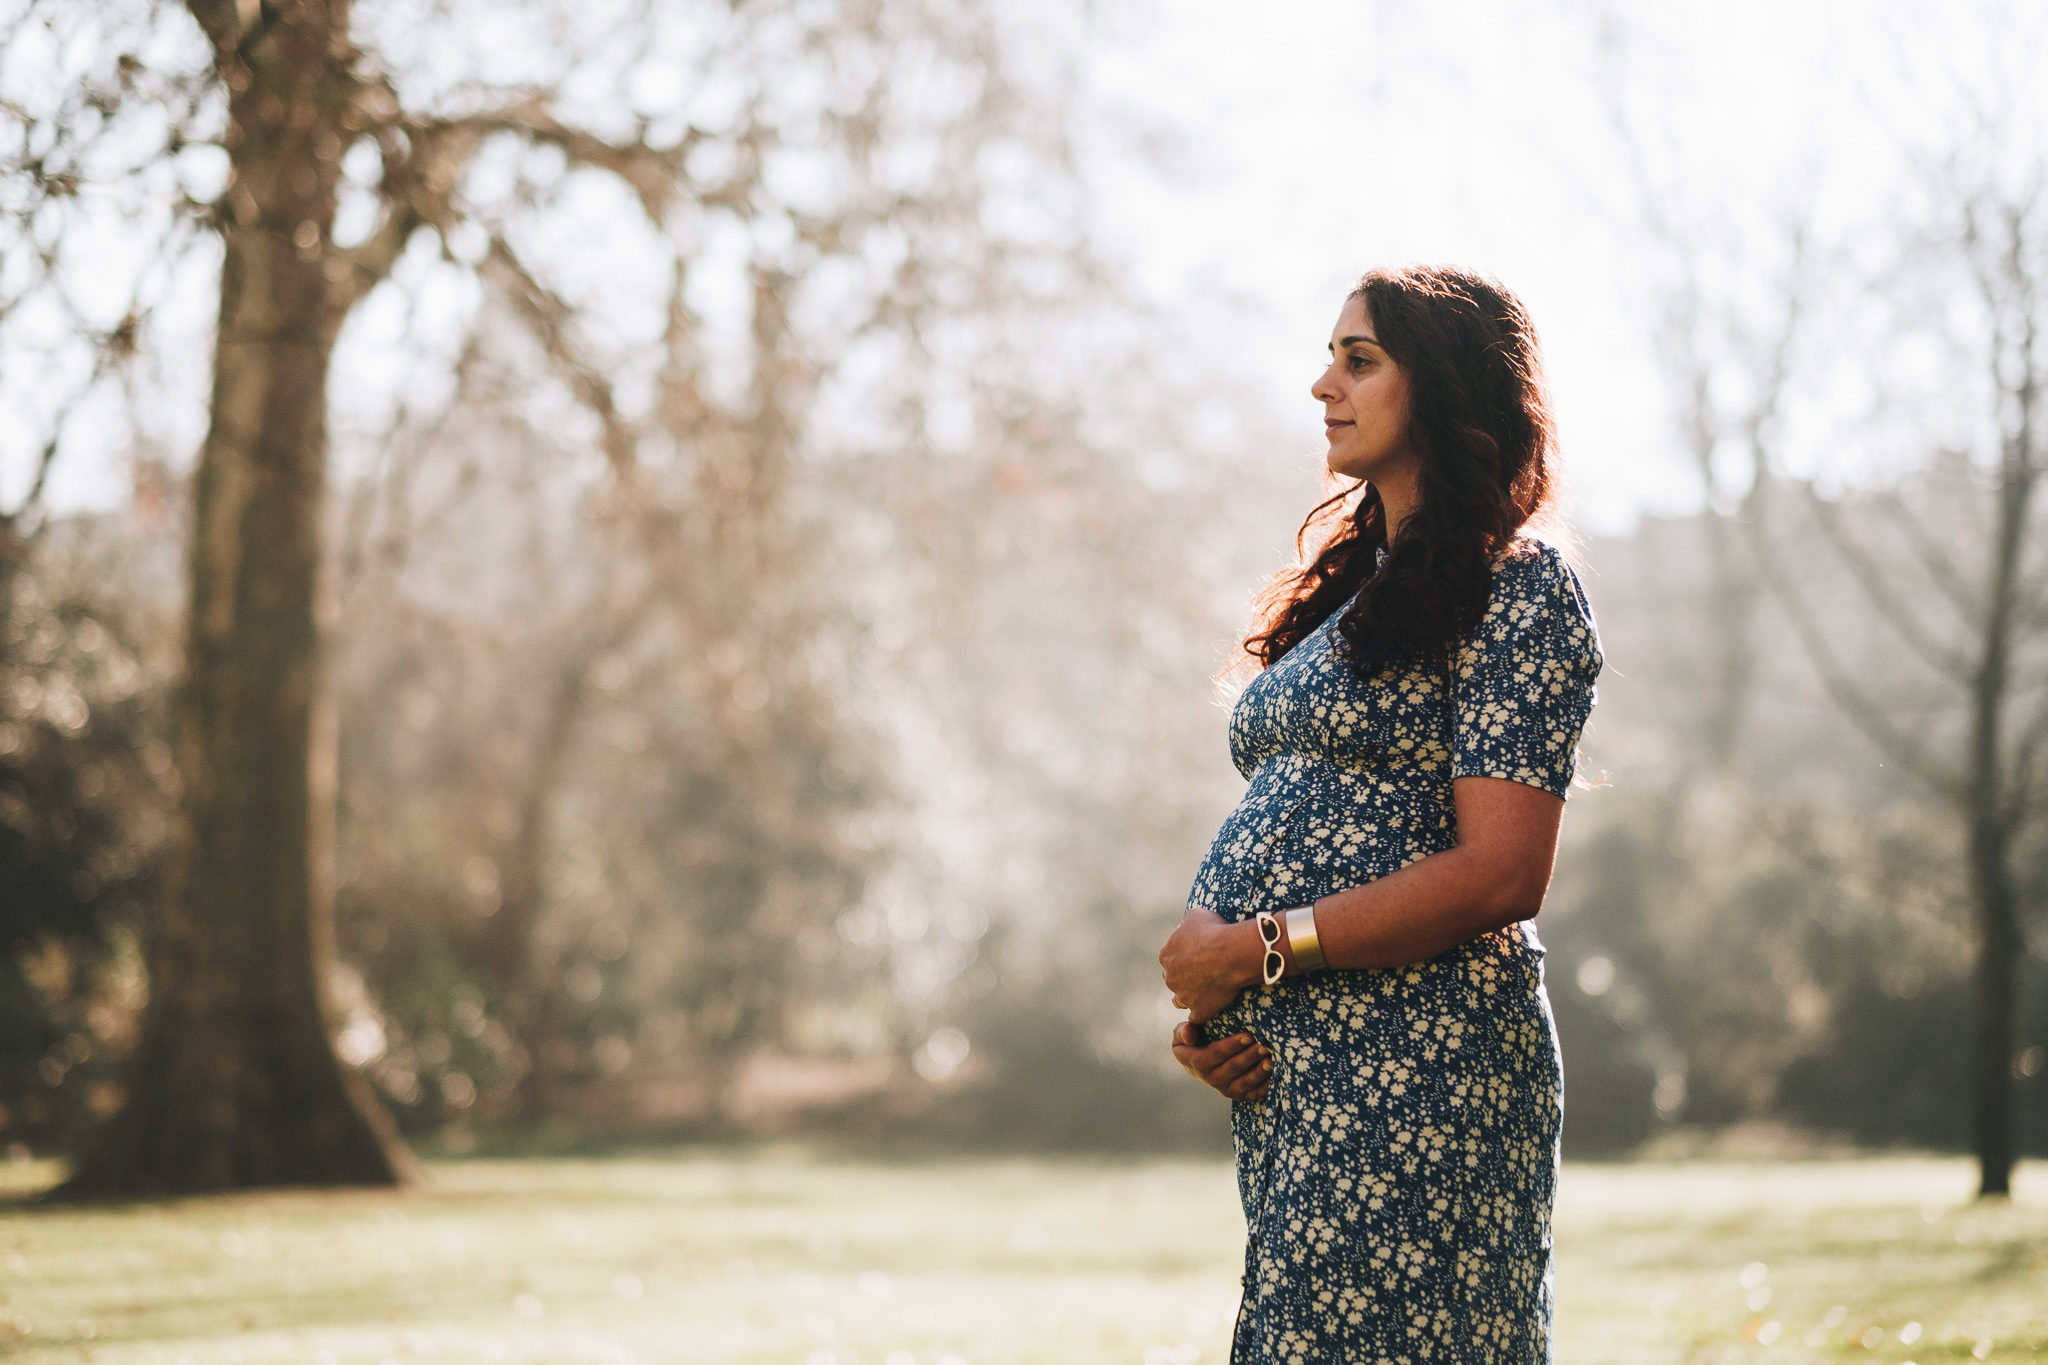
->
[[1450, 541, 1603, 798]]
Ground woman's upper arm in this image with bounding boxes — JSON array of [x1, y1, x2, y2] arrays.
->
[[1451, 775, 1564, 919], [1449, 543, 1603, 799], [1446, 543, 1602, 919]]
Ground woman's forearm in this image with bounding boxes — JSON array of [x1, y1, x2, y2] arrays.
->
[[1174, 778, 1565, 1007], [1232, 776, 1566, 983], [1205, 841, 1539, 996], [1310, 776, 1563, 971], [1302, 839, 1548, 972]]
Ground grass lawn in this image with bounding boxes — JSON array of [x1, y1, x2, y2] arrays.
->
[[0, 1151, 2042, 1364]]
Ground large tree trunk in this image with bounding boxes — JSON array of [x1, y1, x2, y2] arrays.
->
[[1963, 413, 2032, 1199], [1966, 814, 2018, 1198], [63, 0, 414, 1194]]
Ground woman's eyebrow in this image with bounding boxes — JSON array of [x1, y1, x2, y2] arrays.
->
[[1329, 333, 1381, 353]]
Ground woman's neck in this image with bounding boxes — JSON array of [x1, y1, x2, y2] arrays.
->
[[1374, 475, 1420, 547]]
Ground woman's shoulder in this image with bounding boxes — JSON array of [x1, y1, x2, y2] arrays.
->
[[1487, 534, 1580, 594], [1489, 532, 1567, 571], [1477, 534, 1599, 638]]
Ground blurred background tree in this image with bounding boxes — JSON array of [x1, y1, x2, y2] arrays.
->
[[3, 0, 2045, 1187], [3, 0, 1280, 1183], [1569, 8, 2048, 1194]]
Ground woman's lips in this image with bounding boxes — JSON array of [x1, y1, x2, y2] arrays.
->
[[1325, 419, 1353, 433]]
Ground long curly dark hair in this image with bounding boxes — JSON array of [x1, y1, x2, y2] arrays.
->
[[1242, 265, 1561, 677]]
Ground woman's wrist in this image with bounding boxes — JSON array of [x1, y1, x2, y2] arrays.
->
[[1237, 904, 1331, 985], [1238, 915, 1300, 986], [1235, 919, 1274, 987], [1285, 901, 1328, 973]]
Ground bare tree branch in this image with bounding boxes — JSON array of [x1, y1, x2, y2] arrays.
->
[[1871, 483, 1982, 618], [1796, 483, 1976, 683], [1746, 511, 1961, 799], [417, 101, 718, 221], [483, 234, 645, 486], [179, 0, 236, 59], [338, 320, 488, 599], [2003, 687, 2048, 820], [330, 79, 751, 317]]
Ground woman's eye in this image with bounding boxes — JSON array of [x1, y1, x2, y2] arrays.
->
[[1348, 354, 1369, 372]]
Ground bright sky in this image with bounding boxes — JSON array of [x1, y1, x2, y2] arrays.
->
[[8, 0, 2031, 535], [1079, 0, 2008, 534]]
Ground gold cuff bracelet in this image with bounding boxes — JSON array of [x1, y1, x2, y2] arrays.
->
[[1284, 904, 1327, 973]]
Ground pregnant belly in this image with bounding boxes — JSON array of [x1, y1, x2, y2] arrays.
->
[[1198, 924, 1550, 1060], [1185, 780, 1312, 925], [1187, 762, 1454, 925]]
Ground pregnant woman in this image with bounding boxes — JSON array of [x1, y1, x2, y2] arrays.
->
[[1159, 264, 1602, 1362]]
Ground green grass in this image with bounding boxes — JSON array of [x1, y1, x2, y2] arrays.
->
[[0, 1152, 2042, 1364]]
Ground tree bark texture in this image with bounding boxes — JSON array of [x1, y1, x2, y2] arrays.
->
[[1962, 358, 2035, 1199], [1966, 814, 2018, 1197], [64, 0, 415, 1194]]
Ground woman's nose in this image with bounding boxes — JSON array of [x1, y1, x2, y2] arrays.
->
[[1310, 365, 1339, 404]]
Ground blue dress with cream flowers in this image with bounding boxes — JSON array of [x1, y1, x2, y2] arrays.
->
[[1188, 537, 1602, 1364]]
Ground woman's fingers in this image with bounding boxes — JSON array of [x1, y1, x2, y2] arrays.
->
[[1196, 1031, 1253, 1105], [1158, 909, 1242, 1026], [1201, 1039, 1267, 1087], [1172, 1028, 1254, 1069], [1226, 1055, 1272, 1100], [1170, 1025, 1244, 1069], [1171, 1029, 1272, 1100]]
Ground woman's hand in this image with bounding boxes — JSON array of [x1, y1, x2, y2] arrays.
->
[[1158, 907, 1260, 1023], [1172, 1021, 1272, 1101]]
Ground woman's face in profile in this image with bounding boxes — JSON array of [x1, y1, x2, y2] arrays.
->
[[1312, 295, 1417, 488]]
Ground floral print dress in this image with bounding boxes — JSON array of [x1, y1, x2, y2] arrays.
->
[[1187, 538, 1602, 1364]]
